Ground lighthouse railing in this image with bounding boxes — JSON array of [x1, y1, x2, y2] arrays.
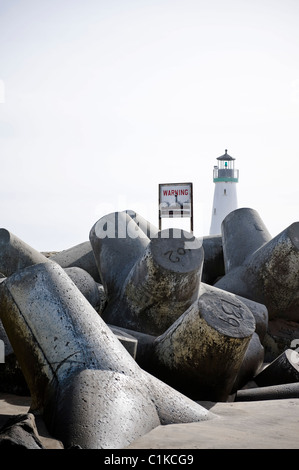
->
[[213, 168, 239, 181]]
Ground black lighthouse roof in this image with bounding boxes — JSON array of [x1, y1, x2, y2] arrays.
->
[[217, 149, 235, 161]]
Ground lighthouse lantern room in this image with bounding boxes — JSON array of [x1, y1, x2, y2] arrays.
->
[[209, 149, 239, 235]]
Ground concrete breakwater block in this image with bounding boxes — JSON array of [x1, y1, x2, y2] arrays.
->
[[50, 240, 101, 283], [148, 289, 256, 401], [0, 262, 213, 449], [0, 228, 50, 276], [112, 311, 265, 397], [119, 228, 203, 335], [263, 318, 299, 362], [215, 219, 299, 322], [231, 332, 265, 393], [90, 211, 151, 300], [125, 209, 159, 239], [221, 207, 272, 273], [108, 325, 138, 359], [199, 283, 269, 343], [90, 213, 204, 335], [0, 319, 29, 395], [64, 266, 105, 312], [254, 349, 299, 387], [201, 234, 225, 285], [235, 382, 299, 402]]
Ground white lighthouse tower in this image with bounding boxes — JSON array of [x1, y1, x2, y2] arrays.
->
[[209, 149, 239, 235]]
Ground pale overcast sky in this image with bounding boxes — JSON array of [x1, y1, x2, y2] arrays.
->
[[0, 0, 298, 251]]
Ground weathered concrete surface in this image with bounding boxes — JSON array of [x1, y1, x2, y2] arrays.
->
[[0, 261, 213, 449], [90, 212, 151, 300], [221, 207, 272, 273], [263, 318, 299, 362], [1, 392, 299, 449], [199, 283, 268, 343], [108, 325, 156, 370], [96, 226, 204, 336], [50, 240, 101, 282], [254, 349, 299, 387], [109, 325, 138, 359], [201, 234, 225, 285], [149, 290, 255, 401], [126, 398, 299, 449], [125, 210, 159, 239], [2, 393, 299, 449], [231, 332, 264, 392], [64, 266, 104, 311], [0, 228, 50, 276], [215, 222, 299, 322], [117, 228, 203, 335], [235, 382, 299, 402]]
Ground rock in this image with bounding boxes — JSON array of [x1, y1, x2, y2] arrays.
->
[[0, 413, 44, 449]]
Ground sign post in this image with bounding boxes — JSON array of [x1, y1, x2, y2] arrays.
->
[[159, 182, 193, 232]]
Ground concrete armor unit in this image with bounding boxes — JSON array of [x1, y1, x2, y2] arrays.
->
[[209, 149, 239, 235]]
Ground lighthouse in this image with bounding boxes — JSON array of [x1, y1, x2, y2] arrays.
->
[[209, 149, 239, 235]]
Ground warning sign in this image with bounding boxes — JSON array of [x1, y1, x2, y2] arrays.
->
[[159, 183, 192, 218], [158, 182, 193, 231]]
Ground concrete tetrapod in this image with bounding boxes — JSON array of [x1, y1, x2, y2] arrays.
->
[[110, 283, 267, 393], [0, 261, 213, 449], [201, 234, 225, 285], [50, 240, 101, 282], [125, 209, 159, 239], [220, 207, 272, 273], [198, 283, 268, 343], [0, 228, 50, 276], [148, 290, 256, 401], [231, 332, 265, 393], [91, 217, 204, 336], [121, 228, 203, 335], [215, 221, 299, 321], [89, 211, 151, 301], [235, 382, 299, 401], [254, 349, 299, 387], [64, 266, 105, 312]]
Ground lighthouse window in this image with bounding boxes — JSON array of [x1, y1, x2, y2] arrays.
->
[[224, 189, 227, 195], [214, 208, 216, 215]]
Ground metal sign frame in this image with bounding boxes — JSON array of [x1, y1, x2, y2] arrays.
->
[[158, 182, 193, 232]]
